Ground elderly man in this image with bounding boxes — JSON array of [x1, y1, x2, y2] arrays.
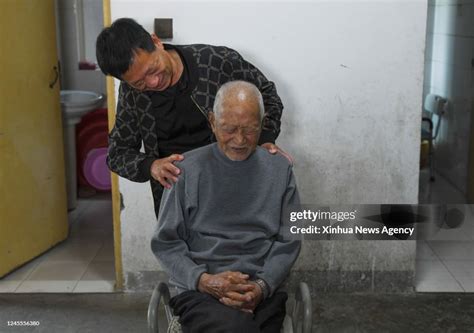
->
[[96, 18, 291, 217], [151, 81, 301, 332]]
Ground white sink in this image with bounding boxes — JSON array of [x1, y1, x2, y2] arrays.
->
[[60, 90, 104, 125]]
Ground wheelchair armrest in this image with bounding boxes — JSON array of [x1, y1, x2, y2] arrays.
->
[[147, 282, 174, 333], [292, 282, 313, 333]]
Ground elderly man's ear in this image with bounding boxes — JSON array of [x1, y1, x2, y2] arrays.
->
[[208, 112, 216, 133]]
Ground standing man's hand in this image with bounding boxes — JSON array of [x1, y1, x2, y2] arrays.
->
[[261, 143, 293, 164], [150, 154, 184, 188]]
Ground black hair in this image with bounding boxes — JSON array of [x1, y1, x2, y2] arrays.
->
[[96, 18, 156, 79]]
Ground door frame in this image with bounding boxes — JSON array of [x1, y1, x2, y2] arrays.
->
[[103, 0, 123, 290]]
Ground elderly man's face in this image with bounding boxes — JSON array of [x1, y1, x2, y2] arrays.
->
[[211, 98, 262, 161]]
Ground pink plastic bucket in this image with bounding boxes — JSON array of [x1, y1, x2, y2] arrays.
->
[[76, 108, 108, 187]]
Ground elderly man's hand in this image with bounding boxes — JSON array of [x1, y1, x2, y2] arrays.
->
[[198, 271, 254, 301], [150, 154, 184, 189], [219, 281, 263, 313], [261, 143, 293, 164]]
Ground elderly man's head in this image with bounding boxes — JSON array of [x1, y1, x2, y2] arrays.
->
[[210, 81, 264, 161]]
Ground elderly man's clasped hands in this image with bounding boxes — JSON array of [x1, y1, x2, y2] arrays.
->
[[198, 271, 263, 313]]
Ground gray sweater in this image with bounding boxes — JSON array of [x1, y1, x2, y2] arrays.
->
[[151, 143, 301, 296]]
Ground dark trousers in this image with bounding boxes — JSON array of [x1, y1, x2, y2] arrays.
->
[[170, 291, 288, 333]]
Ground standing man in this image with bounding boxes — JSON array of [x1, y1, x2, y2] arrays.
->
[[96, 18, 289, 216]]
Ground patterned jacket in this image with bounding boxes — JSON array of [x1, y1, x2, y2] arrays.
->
[[107, 44, 284, 214]]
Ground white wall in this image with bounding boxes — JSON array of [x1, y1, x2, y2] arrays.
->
[[424, 0, 474, 194], [56, 0, 107, 96], [111, 0, 427, 291]]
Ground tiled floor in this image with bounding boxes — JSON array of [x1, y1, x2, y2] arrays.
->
[[418, 169, 467, 204], [416, 170, 474, 292], [416, 241, 474, 292], [0, 193, 115, 293]]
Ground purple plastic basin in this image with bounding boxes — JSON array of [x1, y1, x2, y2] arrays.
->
[[83, 147, 111, 191]]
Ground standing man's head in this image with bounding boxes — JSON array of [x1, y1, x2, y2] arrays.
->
[[96, 18, 182, 91], [210, 81, 264, 161]]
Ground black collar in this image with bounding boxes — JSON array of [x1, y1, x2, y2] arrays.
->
[[161, 43, 198, 95]]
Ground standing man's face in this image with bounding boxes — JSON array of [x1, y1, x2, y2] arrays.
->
[[122, 35, 179, 91], [211, 98, 262, 161]]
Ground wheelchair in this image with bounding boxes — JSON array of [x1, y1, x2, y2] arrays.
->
[[147, 282, 313, 333]]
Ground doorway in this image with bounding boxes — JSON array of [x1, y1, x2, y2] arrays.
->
[[0, 0, 116, 293], [416, 1, 474, 293]]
